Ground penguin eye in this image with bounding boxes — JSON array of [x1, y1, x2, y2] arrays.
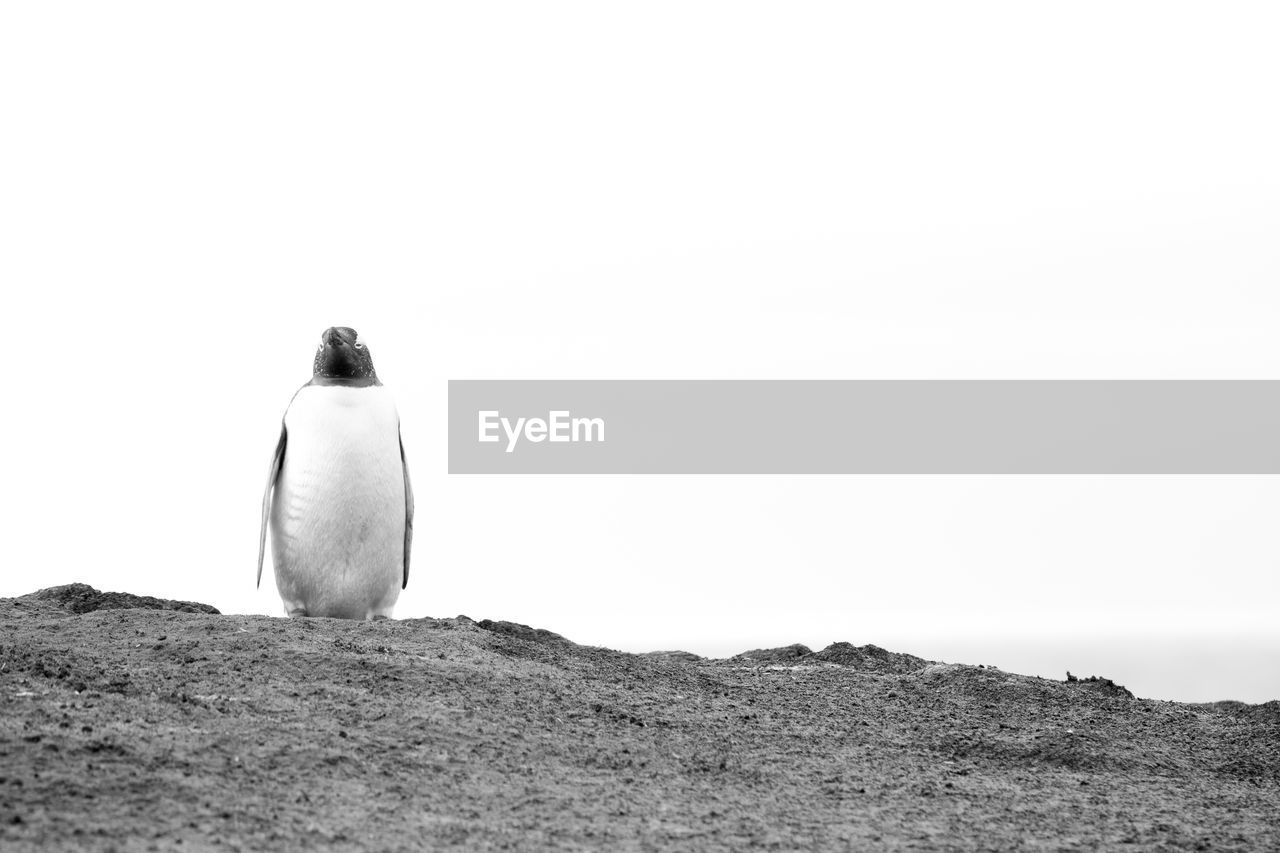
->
[[354, 334, 365, 350]]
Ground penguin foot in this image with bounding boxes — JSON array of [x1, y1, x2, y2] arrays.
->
[[287, 608, 308, 618]]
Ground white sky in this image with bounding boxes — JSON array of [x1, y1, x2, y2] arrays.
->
[[2, 3, 1277, 702]]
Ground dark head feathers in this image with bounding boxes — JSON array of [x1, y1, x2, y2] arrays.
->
[[311, 326, 381, 386]]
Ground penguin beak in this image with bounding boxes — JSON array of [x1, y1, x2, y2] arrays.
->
[[324, 327, 345, 347]]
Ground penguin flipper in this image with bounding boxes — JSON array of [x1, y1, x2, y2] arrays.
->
[[258, 424, 287, 589], [400, 428, 414, 589]]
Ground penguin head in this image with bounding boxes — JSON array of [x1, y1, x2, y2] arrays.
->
[[312, 326, 379, 383]]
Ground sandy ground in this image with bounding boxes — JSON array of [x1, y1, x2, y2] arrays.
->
[[1, 584, 1277, 851]]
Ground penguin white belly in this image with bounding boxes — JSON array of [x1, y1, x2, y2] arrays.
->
[[269, 385, 405, 619]]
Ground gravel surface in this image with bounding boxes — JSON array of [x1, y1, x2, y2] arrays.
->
[[2, 585, 1277, 851]]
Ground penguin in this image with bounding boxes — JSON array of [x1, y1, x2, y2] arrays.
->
[[257, 327, 414, 619]]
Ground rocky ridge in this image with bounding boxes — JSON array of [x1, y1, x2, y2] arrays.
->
[[1, 585, 1276, 851]]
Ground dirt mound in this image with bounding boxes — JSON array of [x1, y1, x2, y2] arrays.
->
[[476, 618, 575, 646], [805, 641, 930, 674], [1200, 699, 1280, 723], [19, 583, 220, 615], [733, 643, 812, 662], [1066, 671, 1134, 699], [731, 642, 930, 673], [1, 586, 1277, 852], [642, 650, 704, 662]]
